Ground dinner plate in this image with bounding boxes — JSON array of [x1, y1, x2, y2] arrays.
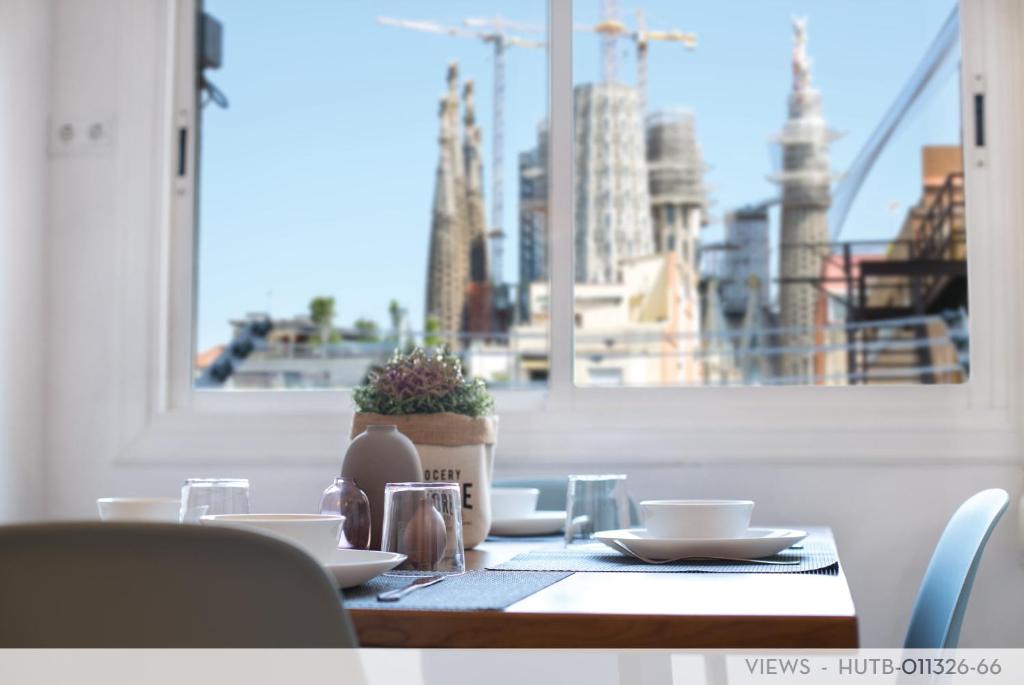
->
[[321, 549, 407, 589], [489, 511, 566, 537], [593, 527, 807, 561]]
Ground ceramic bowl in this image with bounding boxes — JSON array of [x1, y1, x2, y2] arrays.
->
[[490, 488, 540, 520], [97, 497, 181, 523], [639, 500, 754, 539], [200, 514, 344, 560], [321, 549, 408, 589]]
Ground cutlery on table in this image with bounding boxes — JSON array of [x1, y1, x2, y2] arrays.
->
[[377, 574, 445, 602], [610, 540, 801, 566]]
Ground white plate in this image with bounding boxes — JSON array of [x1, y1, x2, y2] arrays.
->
[[321, 549, 407, 589], [593, 527, 807, 561], [489, 511, 566, 537]]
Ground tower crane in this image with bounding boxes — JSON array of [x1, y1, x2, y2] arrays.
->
[[377, 16, 545, 287], [578, 0, 697, 112]]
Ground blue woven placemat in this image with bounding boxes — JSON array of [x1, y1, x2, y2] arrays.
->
[[342, 570, 572, 611], [488, 540, 838, 575]]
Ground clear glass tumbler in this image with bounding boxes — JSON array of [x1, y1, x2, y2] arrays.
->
[[181, 478, 250, 523], [381, 482, 465, 574], [565, 474, 630, 545], [319, 476, 371, 550]]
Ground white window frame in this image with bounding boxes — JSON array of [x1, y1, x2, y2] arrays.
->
[[121, 0, 1024, 466]]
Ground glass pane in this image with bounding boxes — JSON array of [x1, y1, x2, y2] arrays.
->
[[194, 1, 548, 390], [570, 0, 966, 386]]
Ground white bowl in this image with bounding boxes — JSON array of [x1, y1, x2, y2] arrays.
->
[[491, 488, 540, 520], [321, 549, 407, 589], [200, 514, 344, 560], [97, 497, 181, 523], [639, 500, 754, 539]]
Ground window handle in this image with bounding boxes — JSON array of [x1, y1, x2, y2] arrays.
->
[[177, 127, 188, 177], [973, 93, 985, 148]]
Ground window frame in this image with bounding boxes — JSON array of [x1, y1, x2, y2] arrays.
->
[[121, 0, 1024, 466]]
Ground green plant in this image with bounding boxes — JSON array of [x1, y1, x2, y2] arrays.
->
[[423, 314, 443, 348], [353, 317, 380, 342], [309, 296, 335, 328], [309, 296, 336, 347], [353, 347, 494, 417]]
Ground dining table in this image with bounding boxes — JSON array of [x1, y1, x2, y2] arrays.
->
[[345, 526, 858, 648]]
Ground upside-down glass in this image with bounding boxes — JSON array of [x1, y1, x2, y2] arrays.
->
[[381, 482, 464, 574], [565, 474, 630, 545], [180, 478, 250, 523], [319, 476, 371, 550]]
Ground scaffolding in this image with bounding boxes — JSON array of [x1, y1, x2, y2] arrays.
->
[[645, 109, 707, 209]]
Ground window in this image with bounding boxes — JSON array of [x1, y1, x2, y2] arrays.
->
[[571, 0, 966, 387], [193, 1, 548, 391], [153, 0, 1015, 466]]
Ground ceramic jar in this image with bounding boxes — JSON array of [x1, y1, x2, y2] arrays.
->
[[318, 476, 372, 550], [341, 425, 422, 550], [351, 412, 497, 549]]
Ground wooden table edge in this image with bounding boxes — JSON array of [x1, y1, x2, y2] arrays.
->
[[349, 609, 859, 648]]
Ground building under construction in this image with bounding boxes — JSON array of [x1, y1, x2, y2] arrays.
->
[[720, 205, 771, 318], [645, 108, 707, 382], [771, 18, 836, 382], [574, 83, 653, 284], [424, 63, 492, 345], [517, 122, 548, 322]]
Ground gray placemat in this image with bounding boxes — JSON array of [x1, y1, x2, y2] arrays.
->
[[488, 540, 838, 574], [486, 534, 563, 544], [342, 570, 572, 611]]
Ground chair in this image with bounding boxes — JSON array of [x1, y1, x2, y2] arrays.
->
[[494, 476, 640, 524], [0, 522, 357, 647], [904, 488, 1009, 648]]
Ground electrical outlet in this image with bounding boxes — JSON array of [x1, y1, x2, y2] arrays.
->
[[49, 117, 115, 158]]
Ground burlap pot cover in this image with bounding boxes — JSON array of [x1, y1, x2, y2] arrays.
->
[[351, 412, 497, 548]]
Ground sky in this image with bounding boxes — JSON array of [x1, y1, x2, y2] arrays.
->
[[197, 0, 960, 352]]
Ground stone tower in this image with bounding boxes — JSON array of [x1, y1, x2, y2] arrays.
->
[[646, 109, 706, 262], [645, 109, 706, 383], [773, 18, 833, 382], [574, 83, 653, 284], [461, 79, 492, 334], [425, 63, 470, 345]]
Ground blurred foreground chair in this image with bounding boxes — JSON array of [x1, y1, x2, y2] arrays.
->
[[0, 522, 356, 647], [904, 488, 1009, 648]]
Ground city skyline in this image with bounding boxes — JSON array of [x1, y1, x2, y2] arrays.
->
[[197, 0, 958, 352]]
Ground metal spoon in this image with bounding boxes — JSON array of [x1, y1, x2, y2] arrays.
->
[[377, 574, 445, 601], [610, 540, 801, 565]]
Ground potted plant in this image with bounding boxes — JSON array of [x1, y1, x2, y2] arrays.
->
[[351, 348, 497, 548]]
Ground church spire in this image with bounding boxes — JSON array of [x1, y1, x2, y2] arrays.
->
[[791, 17, 812, 92], [425, 63, 470, 345]]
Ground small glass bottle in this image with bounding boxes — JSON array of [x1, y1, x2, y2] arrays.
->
[[319, 476, 371, 550]]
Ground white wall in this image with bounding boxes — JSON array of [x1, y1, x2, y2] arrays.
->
[[15, 0, 1024, 649], [0, 0, 50, 521]]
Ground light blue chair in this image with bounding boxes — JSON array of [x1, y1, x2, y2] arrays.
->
[[904, 488, 1009, 648]]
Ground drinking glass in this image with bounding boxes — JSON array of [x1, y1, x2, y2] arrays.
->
[[319, 476, 371, 550], [381, 482, 464, 574], [180, 478, 250, 523], [565, 474, 630, 545]]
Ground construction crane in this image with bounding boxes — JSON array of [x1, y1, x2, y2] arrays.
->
[[578, 0, 697, 112], [377, 16, 545, 287], [828, 5, 959, 238]]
